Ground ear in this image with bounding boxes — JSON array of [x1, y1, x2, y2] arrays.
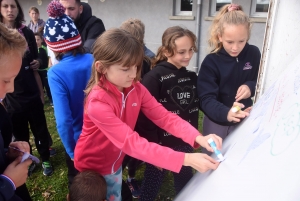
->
[[66, 194, 70, 201], [163, 48, 171, 58], [95, 61, 106, 74], [79, 5, 83, 14], [218, 34, 223, 43]]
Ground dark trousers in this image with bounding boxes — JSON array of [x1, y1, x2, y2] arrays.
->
[[38, 70, 52, 101], [15, 184, 32, 201], [65, 152, 79, 188], [139, 145, 193, 201], [9, 99, 50, 161], [122, 155, 143, 177]]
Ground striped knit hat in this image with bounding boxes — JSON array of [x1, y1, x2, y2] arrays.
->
[[44, 0, 81, 52]]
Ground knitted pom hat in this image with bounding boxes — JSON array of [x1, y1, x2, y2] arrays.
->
[[43, 0, 81, 52]]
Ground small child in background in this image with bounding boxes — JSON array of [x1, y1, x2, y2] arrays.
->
[[119, 18, 155, 198], [74, 28, 221, 201], [136, 26, 200, 201], [120, 18, 155, 77], [197, 4, 261, 150], [44, 1, 93, 187], [34, 32, 53, 105], [68, 171, 107, 201]]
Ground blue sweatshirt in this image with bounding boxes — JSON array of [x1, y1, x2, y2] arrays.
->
[[197, 43, 261, 126], [48, 53, 93, 158]]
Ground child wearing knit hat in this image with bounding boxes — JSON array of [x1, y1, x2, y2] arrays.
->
[[44, 0, 94, 187]]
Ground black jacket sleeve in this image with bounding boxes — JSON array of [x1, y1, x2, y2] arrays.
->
[[134, 73, 161, 143], [197, 61, 232, 126], [84, 18, 105, 53]]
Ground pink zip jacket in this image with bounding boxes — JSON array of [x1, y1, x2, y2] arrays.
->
[[74, 79, 200, 175]]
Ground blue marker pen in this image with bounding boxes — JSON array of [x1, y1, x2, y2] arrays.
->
[[208, 138, 224, 161]]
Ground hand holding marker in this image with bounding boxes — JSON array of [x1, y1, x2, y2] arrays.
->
[[208, 138, 224, 162], [8, 146, 40, 163]]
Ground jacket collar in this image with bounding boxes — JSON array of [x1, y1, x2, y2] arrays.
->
[[156, 61, 187, 71]]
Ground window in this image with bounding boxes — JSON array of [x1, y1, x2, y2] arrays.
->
[[175, 0, 193, 16], [251, 0, 270, 17], [210, 0, 232, 16]]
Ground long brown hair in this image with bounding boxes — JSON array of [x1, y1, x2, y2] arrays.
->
[[208, 4, 251, 53], [153, 26, 197, 68], [84, 28, 144, 97]]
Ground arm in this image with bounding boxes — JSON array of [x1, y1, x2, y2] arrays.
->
[[197, 62, 232, 126], [48, 69, 76, 159], [87, 98, 185, 173], [0, 176, 15, 201]]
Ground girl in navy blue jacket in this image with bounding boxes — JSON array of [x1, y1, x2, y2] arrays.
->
[[197, 4, 261, 144]]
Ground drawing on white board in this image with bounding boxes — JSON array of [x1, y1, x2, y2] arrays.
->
[[294, 74, 300, 95], [270, 103, 300, 156], [238, 130, 271, 165]]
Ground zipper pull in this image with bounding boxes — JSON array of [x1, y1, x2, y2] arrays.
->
[[236, 57, 239, 62]]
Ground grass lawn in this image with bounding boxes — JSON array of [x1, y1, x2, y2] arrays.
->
[[26, 100, 204, 200]]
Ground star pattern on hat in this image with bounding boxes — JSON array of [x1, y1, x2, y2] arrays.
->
[[56, 34, 65, 41], [70, 31, 76, 37]]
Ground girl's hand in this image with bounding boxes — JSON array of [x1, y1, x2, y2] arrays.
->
[[235, 85, 251, 101], [183, 153, 220, 173], [195, 134, 222, 153], [227, 102, 249, 123]]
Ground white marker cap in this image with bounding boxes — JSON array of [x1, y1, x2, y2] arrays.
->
[[217, 154, 225, 161], [207, 138, 214, 144]]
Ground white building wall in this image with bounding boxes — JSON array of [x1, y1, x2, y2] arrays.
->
[[20, 0, 266, 72]]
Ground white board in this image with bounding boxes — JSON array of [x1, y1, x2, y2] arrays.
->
[[175, 0, 300, 199], [175, 53, 300, 201], [255, 0, 300, 100]]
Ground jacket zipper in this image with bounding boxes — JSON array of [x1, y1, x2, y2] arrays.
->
[[111, 87, 135, 174], [236, 57, 239, 62]]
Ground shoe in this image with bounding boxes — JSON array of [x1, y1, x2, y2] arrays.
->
[[42, 161, 54, 176], [49, 147, 56, 157], [126, 178, 140, 198], [28, 162, 36, 176]]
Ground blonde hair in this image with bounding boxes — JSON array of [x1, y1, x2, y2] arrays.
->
[[0, 22, 27, 60], [85, 28, 144, 96], [208, 4, 251, 53], [153, 26, 197, 67], [120, 18, 145, 45]]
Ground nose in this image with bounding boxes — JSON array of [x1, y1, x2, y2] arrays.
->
[[232, 43, 239, 51], [129, 67, 137, 79]]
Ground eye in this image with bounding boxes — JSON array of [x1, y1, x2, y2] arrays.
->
[[178, 51, 185, 55], [4, 81, 10, 84], [239, 40, 245, 43]]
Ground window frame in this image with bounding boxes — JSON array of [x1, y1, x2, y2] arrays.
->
[[209, 0, 232, 16], [250, 0, 270, 18], [174, 0, 193, 16]]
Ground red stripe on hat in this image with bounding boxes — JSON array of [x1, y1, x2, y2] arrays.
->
[[45, 34, 82, 52]]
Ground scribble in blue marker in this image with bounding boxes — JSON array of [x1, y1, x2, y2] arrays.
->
[[238, 132, 271, 165]]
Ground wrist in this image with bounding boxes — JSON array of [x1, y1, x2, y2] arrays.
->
[[183, 153, 190, 167], [1, 174, 16, 190]]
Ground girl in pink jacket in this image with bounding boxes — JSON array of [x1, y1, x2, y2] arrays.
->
[[74, 28, 222, 201]]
